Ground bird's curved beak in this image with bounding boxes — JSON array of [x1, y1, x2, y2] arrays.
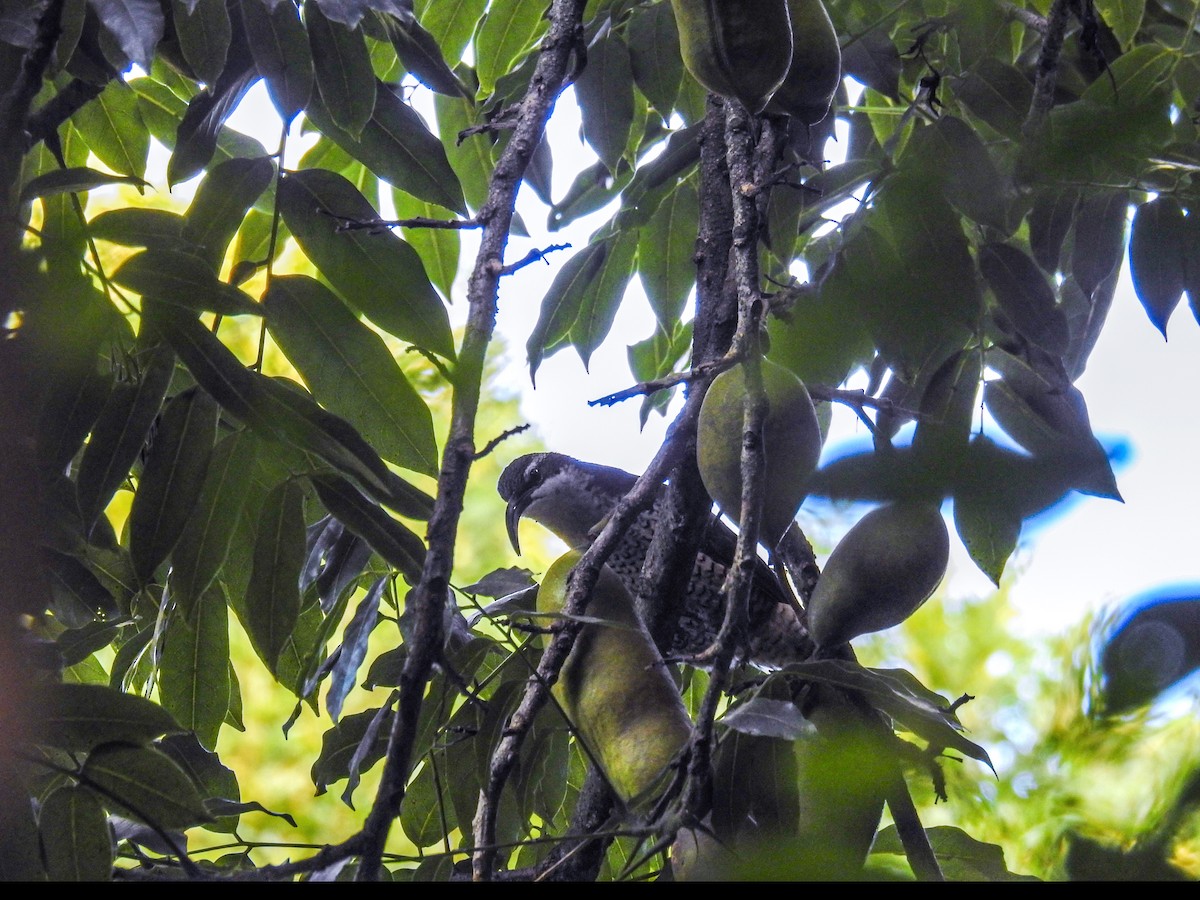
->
[[505, 490, 531, 556]]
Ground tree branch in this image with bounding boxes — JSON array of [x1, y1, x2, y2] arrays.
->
[[352, 0, 589, 881]]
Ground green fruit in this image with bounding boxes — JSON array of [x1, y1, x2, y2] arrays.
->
[[670, 0, 794, 113], [807, 500, 950, 649], [697, 358, 823, 550], [539, 551, 692, 806], [767, 0, 842, 124]]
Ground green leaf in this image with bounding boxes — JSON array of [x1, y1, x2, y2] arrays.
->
[[172, 0, 231, 85], [1071, 189, 1129, 299], [159, 583, 231, 750], [626, 0, 682, 118], [245, 480, 306, 669], [303, 81, 467, 214], [434, 89, 495, 213], [1129, 195, 1187, 338], [474, 1, 547, 97], [638, 177, 698, 327], [392, 189, 460, 300], [978, 242, 1070, 354], [950, 58, 1031, 141], [112, 249, 262, 316], [526, 240, 607, 382], [75, 339, 175, 537], [326, 576, 386, 722], [70, 80, 150, 179], [570, 229, 638, 369], [168, 66, 260, 187], [19, 166, 148, 203], [146, 305, 434, 518], [277, 168, 454, 357], [306, 4, 376, 138], [81, 742, 212, 830], [400, 753, 451, 847], [170, 430, 262, 614], [238, 0, 313, 122], [954, 485, 1021, 586], [88, 207, 186, 248], [415, 0, 486, 64], [264, 275, 437, 475], [1092, 1, 1149, 55], [44, 550, 120, 628], [382, 11, 470, 97], [182, 155, 276, 271], [309, 473, 427, 584], [574, 31, 634, 174], [31, 683, 183, 751], [90, 0, 164, 70], [39, 785, 114, 882], [127, 385, 220, 585], [872, 825, 1039, 881], [311, 706, 391, 795]]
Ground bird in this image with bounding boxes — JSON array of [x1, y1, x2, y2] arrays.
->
[[497, 451, 814, 669]]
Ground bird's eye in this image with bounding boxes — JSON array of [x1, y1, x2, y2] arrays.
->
[[528, 465, 540, 482]]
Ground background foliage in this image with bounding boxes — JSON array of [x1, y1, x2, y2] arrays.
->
[[4, 0, 1200, 882]]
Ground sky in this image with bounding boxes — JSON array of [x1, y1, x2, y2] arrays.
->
[[215, 76, 1200, 643]]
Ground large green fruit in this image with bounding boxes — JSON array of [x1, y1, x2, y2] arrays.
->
[[697, 358, 822, 550], [670, 0, 794, 113], [539, 551, 692, 806], [767, 0, 842, 124], [807, 500, 950, 649]]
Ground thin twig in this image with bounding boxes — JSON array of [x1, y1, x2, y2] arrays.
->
[[473, 424, 532, 460], [494, 242, 572, 276]]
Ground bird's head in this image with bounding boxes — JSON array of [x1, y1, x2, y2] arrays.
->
[[497, 452, 639, 554]]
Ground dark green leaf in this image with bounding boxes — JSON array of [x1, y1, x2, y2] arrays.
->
[[954, 482, 1021, 586], [901, 115, 1012, 233], [127, 385, 220, 585], [950, 58, 1032, 140], [88, 207, 186, 248], [341, 693, 398, 808], [575, 30, 634, 174], [112, 249, 262, 316], [306, 4, 376, 137], [304, 81, 467, 213], [146, 304, 434, 517], [570, 229, 638, 369], [70, 80, 150, 179], [170, 430, 261, 615], [839, 25, 900, 100], [382, 11, 469, 97], [159, 583, 231, 750], [90, 0, 164, 70], [400, 750, 452, 847], [239, 0, 313, 122], [638, 177, 697, 327], [309, 473, 427, 583], [82, 742, 212, 830], [1071, 189, 1129, 299], [626, 0, 681, 117], [44, 550, 120, 628], [167, 63, 260, 188], [434, 89, 494, 212], [979, 242, 1070, 354], [264, 274, 438, 475], [245, 479, 306, 668], [326, 576, 386, 722], [19, 166, 148, 203], [157, 732, 245, 833], [312, 706, 392, 795], [31, 683, 183, 751], [721, 697, 811, 740], [277, 168, 455, 358], [872, 825, 1039, 881], [1129, 195, 1187, 337], [76, 339, 175, 537], [39, 785, 114, 882], [182, 155, 276, 270], [1027, 186, 1078, 274], [172, 0, 230, 85], [526, 240, 607, 382]]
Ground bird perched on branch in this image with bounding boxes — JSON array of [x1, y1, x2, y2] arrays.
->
[[497, 452, 814, 669]]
